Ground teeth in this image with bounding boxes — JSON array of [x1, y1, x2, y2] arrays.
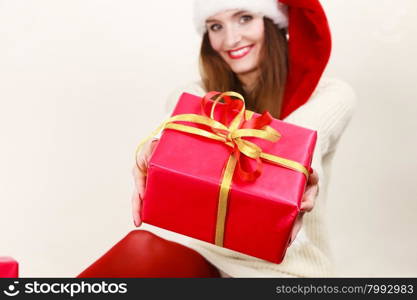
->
[[230, 47, 250, 56]]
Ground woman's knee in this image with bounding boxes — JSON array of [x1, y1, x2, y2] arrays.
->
[[78, 230, 220, 278]]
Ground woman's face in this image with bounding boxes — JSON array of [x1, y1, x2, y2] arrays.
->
[[206, 9, 265, 77]]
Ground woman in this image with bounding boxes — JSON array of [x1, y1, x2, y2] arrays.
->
[[79, 0, 356, 278]]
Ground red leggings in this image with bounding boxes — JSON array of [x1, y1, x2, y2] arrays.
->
[[77, 230, 221, 278]]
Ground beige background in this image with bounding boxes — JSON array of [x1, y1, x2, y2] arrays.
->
[[0, 0, 416, 277]]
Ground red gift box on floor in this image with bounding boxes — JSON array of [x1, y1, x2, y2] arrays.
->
[[141, 92, 316, 263], [0, 257, 19, 278]]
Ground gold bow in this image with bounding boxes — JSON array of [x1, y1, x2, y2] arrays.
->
[[136, 91, 310, 247]]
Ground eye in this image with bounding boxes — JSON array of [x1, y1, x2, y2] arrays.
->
[[209, 23, 222, 32], [239, 15, 253, 24]]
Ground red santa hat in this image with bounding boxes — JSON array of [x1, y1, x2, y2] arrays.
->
[[193, 0, 332, 119], [193, 0, 289, 35]]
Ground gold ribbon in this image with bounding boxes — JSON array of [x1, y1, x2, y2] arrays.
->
[[136, 91, 310, 247]]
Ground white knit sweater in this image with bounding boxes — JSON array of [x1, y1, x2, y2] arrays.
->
[[143, 77, 356, 278]]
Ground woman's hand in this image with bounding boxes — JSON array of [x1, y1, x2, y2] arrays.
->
[[288, 169, 319, 246], [131, 139, 158, 227]]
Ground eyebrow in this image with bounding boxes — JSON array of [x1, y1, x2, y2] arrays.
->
[[206, 10, 248, 23]]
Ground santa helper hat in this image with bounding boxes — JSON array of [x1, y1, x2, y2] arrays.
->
[[193, 0, 332, 120]]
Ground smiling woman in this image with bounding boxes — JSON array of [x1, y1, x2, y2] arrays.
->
[[201, 9, 288, 118], [206, 11, 264, 68], [78, 0, 357, 278]]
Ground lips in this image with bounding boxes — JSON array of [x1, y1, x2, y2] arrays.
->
[[227, 45, 253, 59]]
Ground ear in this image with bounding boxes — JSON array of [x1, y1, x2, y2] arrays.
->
[[279, 0, 332, 119]]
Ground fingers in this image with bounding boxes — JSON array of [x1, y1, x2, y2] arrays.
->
[[308, 169, 319, 186], [132, 164, 145, 196], [131, 189, 142, 227], [136, 166, 147, 200], [131, 165, 145, 227], [131, 139, 158, 228], [149, 138, 158, 153], [289, 212, 304, 246], [301, 185, 318, 212], [292, 171, 319, 245], [301, 170, 319, 213], [137, 139, 158, 167], [131, 156, 146, 227], [133, 140, 156, 197]]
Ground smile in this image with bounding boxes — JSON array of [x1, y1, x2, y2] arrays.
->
[[227, 45, 253, 59]]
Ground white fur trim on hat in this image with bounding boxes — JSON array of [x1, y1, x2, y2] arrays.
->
[[193, 0, 288, 35]]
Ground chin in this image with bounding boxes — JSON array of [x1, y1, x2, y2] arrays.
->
[[232, 66, 258, 76]]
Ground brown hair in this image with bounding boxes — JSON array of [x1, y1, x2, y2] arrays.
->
[[199, 18, 288, 119]]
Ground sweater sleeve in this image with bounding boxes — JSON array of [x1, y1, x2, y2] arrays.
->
[[283, 77, 357, 156]]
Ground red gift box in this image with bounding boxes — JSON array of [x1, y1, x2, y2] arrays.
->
[[141, 92, 316, 263], [0, 257, 19, 278]]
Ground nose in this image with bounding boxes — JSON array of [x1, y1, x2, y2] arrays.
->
[[223, 25, 242, 49]]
